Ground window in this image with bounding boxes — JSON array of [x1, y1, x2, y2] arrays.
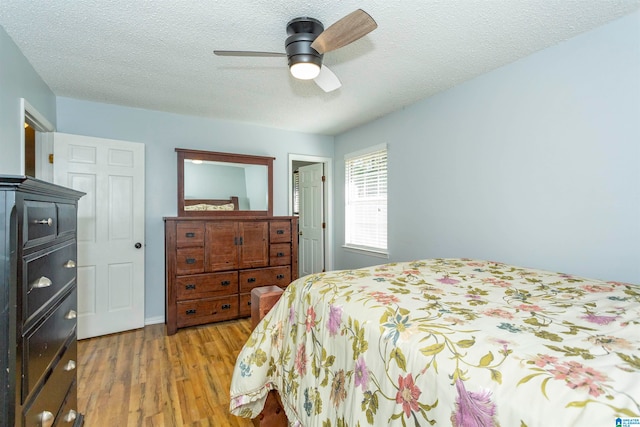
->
[[344, 144, 387, 255], [292, 170, 300, 215]]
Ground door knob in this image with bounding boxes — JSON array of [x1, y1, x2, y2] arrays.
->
[[135, 242, 142, 249], [299, 231, 303, 236]]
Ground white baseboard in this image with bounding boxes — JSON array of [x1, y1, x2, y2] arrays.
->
[[145, 316, 165, 326]]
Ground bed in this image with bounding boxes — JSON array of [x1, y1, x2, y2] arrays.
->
[[229, 258, 640, 426], [183, 196, 239, 211]]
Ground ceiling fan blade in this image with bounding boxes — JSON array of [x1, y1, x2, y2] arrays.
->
[[314, 65, 341, 93], [213, 50, 286, 57], [310, 9, 377, 54]]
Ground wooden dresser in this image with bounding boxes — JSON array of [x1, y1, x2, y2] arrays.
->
[[0, 176, 84, 427], [164, 217, 298, 335]]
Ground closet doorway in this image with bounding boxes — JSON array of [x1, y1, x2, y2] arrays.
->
[[289, 154, 333, 277]]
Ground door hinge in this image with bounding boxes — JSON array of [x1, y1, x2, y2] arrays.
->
[[48, 154, 54, 164], [321, 175, 326, 182], [322, 222, 326, 229]]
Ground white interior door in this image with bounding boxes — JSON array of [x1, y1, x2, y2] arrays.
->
[[299, 163, 324, 276], [53, 132, 145, 339]]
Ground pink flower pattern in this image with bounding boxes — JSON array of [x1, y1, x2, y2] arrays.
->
[[395, 374, 421, 418]]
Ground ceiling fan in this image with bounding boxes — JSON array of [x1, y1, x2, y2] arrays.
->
[[214, 9, 377, 92]]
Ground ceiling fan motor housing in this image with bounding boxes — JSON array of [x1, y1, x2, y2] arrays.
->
[[285, 17, 324, 68]]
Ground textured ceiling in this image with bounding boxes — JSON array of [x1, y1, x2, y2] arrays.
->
[[1, 1, 638, 135]]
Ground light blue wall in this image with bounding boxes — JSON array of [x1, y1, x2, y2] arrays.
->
[[55, 98, 334, 321], [334, 11, 640, 285], [0, 26, 56, 174]]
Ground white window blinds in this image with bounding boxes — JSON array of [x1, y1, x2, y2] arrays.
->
[[344, 145, 387, 254], [292, 170, 300, 215]]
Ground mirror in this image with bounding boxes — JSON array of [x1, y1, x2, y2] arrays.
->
[[176, 148, 274, 216]]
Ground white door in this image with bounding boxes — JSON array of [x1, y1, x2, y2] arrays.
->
[[298, 163, 324, 276], [53, 133, 145, 339]]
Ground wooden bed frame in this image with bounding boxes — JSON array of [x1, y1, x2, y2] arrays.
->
[[250, 286, 287, 427], [184, 196, 239, 210]]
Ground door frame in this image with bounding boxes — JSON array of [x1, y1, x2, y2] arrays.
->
[[288, 153, 333, 273], [20, 98, 55, 181]]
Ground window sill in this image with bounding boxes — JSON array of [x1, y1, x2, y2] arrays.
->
[[342, 245, 389, 259]]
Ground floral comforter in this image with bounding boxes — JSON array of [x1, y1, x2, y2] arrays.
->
[[229, 259, 640, 426]]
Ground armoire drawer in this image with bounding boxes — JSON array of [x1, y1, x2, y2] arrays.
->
[[23, 289, 77, 399], [56, 203, 78, 240], [23, 201, 58, 248], [22, 347, 76, 427], [177, 296, 239, 327], [23, 242, 77, 325], [54, 379, 79, 426], [239, 266, 291, 293], [176, 272, 238, 300], [176, 248, 205, 275]]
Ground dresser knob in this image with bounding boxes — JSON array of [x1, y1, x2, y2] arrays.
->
[[63, 409, 77, 423], [64, 260, 76, 268], [63, 360, 77, 371], [34, 218, 53, 226], [65, 310, 77, 320], [38, 410, 54, 427], [30, 276, 52, 291]]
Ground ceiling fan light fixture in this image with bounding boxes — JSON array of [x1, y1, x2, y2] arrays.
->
[[290, 62, 321, 80]]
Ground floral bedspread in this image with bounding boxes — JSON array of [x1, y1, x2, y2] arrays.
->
[[229, 259, 640, 426]]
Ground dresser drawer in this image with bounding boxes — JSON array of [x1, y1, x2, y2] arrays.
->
[[22, 340, 76, 426], [24, 242, 77, 325], [239, 293, 253, 317], [269, 221, 292, 243], [270, 243, 291, 266], [23, 289, 77, 399], [176, 247, 205, 275], [23, 201, 58, 247], [177, 296, 238, 327], [176, 272, 238, 300], [176, 222, 205, 247], [239, 266, 291, 293]]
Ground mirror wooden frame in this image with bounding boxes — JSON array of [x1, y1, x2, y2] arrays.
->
[[176, 148, 274, 217]]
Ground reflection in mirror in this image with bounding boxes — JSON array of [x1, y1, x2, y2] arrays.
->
[[184, 160, 268, 211], [176, 148, 274, 217]]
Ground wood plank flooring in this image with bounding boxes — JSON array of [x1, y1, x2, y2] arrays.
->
[[77, 319, 255, 426]]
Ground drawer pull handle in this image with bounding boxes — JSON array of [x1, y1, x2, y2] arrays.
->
[[276, 229, 285, 235], [247, 277, 256, 283], [221, 280, 231, 286], [277, 252, 285, 257], [64, 360, 77, 371], [65, 310, 77, 320], [64, 260, 76, 269], [277, 274, 285, 280], [185, 258, 196, 264], [222, 304, 231, 310], [34, 218, 53, 226], [30, 276, 52, 291], [185, 232, 195, 238], [186, 309, 196, 315], [63, 410, 77, 423], [185, 284, 196, 290], [38, 410, 54, 427]]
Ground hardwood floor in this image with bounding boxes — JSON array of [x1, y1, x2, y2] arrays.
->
[[77, 319, 255, 426]]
